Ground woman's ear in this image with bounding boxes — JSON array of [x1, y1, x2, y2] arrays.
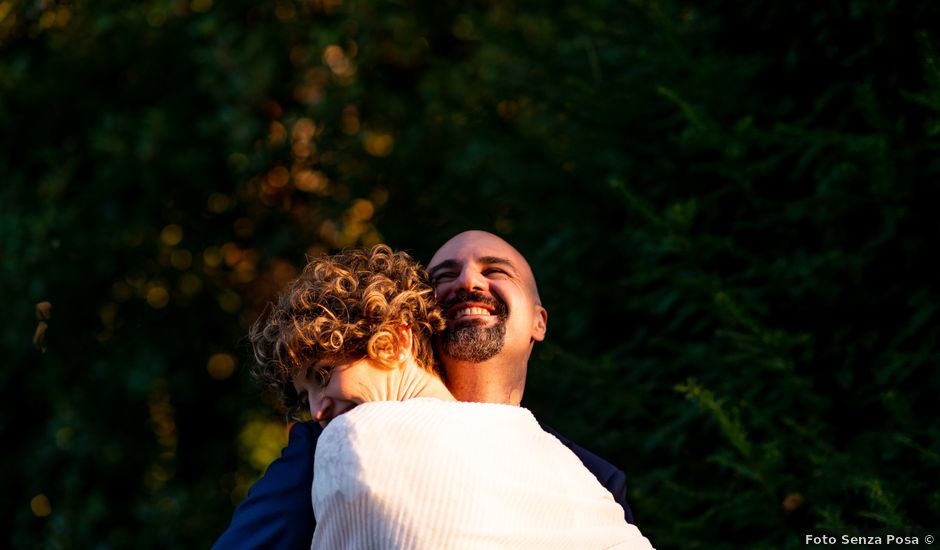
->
[[397, 325, 414, 360]]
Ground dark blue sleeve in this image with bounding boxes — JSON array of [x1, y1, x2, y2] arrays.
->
[[538, 421, 636, 524], [213, 421, 322, 550], [601, 466, 635, 524]]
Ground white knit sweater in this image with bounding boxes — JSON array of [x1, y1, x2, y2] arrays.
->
[[311, 398, 653, 549]]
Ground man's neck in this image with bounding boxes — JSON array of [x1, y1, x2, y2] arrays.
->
[[444, 358, 527, 405]]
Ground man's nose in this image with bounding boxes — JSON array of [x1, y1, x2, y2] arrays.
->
[[455, 266, 487, 293]]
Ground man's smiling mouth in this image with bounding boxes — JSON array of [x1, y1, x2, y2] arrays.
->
[[442, 290, 507, 321], [447, 302, 496, 320], [454, 307, 492, 319]]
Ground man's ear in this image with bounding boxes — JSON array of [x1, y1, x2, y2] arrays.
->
[[531, 306, 547, 342]]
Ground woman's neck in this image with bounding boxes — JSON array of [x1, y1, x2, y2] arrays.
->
[[393, 359, 456, 402]]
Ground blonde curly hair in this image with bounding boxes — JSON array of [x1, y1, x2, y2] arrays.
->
[[250, 244, 446, 413]]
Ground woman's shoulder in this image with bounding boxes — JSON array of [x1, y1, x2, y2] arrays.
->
[[348, 397, 534, 423], [322, 398, 538, 446]]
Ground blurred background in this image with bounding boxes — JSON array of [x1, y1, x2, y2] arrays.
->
[[3, 0, 940, 548]]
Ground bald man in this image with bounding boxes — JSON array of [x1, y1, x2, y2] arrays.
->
[[213, 231, 634, 549]]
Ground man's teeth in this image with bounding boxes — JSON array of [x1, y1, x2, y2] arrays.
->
[[455, 307, 491, 319]]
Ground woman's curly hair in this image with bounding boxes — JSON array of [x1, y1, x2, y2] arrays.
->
[[250, 244, 446, 413]]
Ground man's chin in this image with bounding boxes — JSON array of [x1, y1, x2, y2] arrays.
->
[[439, 320, 506, 363]]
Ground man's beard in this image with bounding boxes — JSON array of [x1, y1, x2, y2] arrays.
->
[[440, 319, 506, 362], [439, 290, 507, 363]]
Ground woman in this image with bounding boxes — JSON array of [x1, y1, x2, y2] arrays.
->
[[251, 244, 653, 549]]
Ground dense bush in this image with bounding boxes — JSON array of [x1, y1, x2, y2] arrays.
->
[[2, 1, 938, 547]]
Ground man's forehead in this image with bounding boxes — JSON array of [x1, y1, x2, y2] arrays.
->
[[430, 231, 523, 265]]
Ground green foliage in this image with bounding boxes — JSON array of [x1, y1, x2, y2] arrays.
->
[[2, 0, 939, 548]]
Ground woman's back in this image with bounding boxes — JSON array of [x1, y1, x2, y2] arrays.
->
[[312, 398, 652, 550]]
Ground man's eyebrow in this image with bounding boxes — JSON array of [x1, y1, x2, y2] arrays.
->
[[478, 256, 517, 273], [428, 259, 459, 278], [428, 256, 518, 278]]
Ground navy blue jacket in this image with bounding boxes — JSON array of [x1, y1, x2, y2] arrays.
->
[[214, 420, 634, 549]]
